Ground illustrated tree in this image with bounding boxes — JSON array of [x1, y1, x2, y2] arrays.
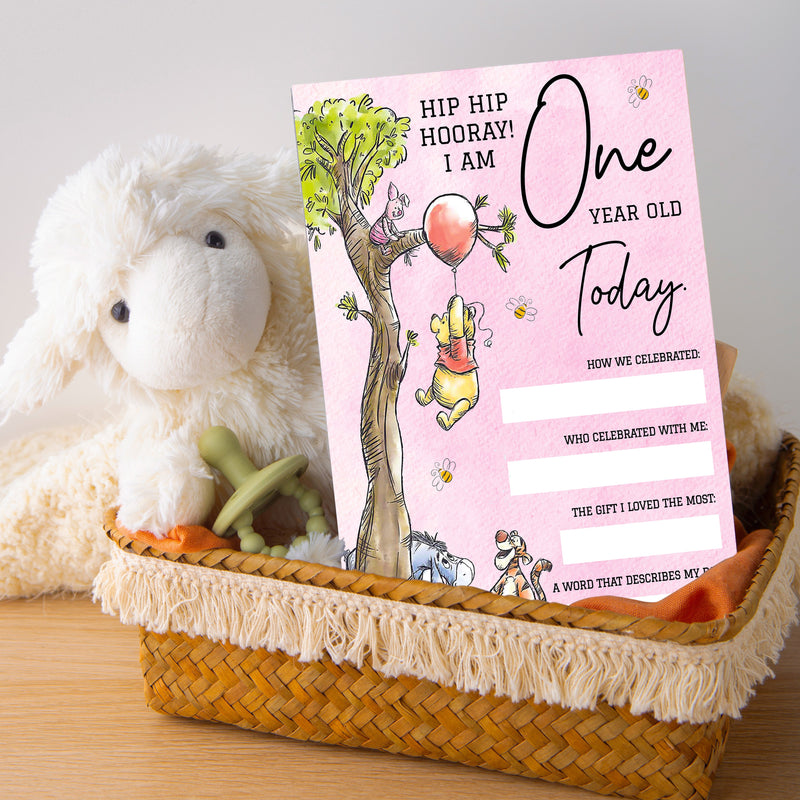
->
[[296, 94, 516, 578]]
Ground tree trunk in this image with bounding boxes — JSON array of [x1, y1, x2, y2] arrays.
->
[[355, 258, 411, 578], [337, 196, 425, 578]]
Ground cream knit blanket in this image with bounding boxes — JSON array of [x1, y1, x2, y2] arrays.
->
[[0, 423, 122, 597], [94, 520, 799, 726]]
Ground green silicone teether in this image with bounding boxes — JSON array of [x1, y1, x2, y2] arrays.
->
[[199, 426, 329, 554]]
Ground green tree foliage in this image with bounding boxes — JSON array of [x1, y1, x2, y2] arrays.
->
[[295, 95, 411, 246]]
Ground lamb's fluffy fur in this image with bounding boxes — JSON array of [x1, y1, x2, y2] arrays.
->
[[0, 139, 334, 598], [723, 371, 783, 521]]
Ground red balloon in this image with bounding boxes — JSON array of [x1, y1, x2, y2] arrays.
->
[[423, 194, 478, 268]]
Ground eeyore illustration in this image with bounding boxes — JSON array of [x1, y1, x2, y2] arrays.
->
[[406, 530, 475, 585], [343, 530, 475, 586]]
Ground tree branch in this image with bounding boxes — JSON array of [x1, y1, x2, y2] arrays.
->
[[353, 134, 383, 202], [386, 228, 427, 261], [399, 339, 412, 379], [306, 155, 343, 228], [322, 206, 343, 230], [337, 291, 376, 326], [339, 185, 370, 232], [312, 154, 335, 179], [476, 232, 494, 249], [314, 130, 337, 161], [334, 132, 362, 204], [337, 129, 352, 162]]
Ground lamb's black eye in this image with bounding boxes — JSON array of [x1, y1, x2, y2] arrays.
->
[[205, 231, 226, 249], [111, 300, 130, 323]]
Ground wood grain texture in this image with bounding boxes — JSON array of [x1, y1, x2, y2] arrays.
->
[[0, 595, 797, 800]]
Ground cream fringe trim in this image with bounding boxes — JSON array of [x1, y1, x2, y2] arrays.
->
[[94, 530, 799, 725]]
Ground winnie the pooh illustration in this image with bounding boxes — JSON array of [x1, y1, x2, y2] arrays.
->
[[415, 294, 479, 430]]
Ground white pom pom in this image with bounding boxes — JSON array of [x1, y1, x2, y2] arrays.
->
[[286, 532, 346, 567]]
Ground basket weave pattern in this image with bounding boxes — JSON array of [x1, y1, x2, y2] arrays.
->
[[109, 434, 798, 800], [142, 630, 729, 799]]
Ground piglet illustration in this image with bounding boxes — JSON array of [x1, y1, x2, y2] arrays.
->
[[369, 182, 409, 254]]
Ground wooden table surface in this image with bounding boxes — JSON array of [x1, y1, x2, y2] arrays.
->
[[0, 595, 797, 800]]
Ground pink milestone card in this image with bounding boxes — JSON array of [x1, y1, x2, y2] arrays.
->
[[292, 50, 736, 604]]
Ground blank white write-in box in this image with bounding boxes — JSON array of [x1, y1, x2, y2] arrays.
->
[[507, 441, 714, 495], [560, 515, 722, 564], [500, 369, 706, 423]]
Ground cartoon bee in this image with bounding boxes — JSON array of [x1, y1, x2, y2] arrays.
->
[[431, 458, 456, 491], [506, 296, 537, 322], [628, 76, 653, 109]]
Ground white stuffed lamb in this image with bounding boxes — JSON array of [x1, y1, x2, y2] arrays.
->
[[0, 138, 336, 598]]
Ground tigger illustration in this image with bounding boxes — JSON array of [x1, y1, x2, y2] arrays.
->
[[491, 529, 552, 601]]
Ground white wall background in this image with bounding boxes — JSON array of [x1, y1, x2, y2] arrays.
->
[[1, 0, 797, 445]]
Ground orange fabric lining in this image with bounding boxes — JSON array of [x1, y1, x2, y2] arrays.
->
[[571, 440, 773, 622], [571, 521, 772, 623], [118, 519, 239, 553]]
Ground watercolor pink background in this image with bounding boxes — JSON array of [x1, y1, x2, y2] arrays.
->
[[293, 50, 736, 603]]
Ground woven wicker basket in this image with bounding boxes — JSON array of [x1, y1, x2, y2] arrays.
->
[[99, 433, 799, 800]]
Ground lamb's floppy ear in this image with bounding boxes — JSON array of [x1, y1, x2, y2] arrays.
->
[[0, 306, 92, 421], [232, 148, 306, 240]]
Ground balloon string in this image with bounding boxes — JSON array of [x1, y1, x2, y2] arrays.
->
[[452, 266, 458, 297]]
